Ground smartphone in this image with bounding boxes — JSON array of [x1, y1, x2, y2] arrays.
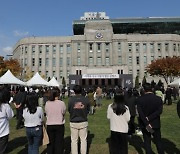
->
[[146, 125, 154, 134]]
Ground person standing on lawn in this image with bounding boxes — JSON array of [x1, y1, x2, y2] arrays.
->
[[68, 85, 90, 154], [107, 89, 130, 154], [136, 83, 164, 154], [45, 88, 66, 154], [0, 91, 14, 154], [23, 93, 44, 154]]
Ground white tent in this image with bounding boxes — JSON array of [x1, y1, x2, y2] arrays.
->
[[48, 77, 60, 87], [169, 78, 180, 87], [26, 72, 49, 86], [0, 70, 25, 85]]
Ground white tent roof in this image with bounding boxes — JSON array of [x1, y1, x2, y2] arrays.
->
[[169, 78, 180, 87], [0, 70, 25, 85], [48, 77, 60, 87], [26, 72, 49, 86]]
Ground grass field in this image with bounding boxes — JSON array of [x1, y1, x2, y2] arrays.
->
[[6, 98, 180, 154]]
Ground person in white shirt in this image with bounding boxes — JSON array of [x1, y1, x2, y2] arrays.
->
[[23, 94, 44, 154], [0, 91, 14, 154], [107, 89, 130, 154]]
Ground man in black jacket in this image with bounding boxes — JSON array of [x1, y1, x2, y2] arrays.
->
[[137, 83, 164, 154], [68, 85, 90, 154]]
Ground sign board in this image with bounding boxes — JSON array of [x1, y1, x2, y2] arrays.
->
[[82, 74, 119, 79]]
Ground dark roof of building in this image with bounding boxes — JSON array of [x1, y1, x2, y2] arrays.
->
[[73, 17, 180, 35]]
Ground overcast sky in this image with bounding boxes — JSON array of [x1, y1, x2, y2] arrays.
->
[[0, 0, 180, 57]]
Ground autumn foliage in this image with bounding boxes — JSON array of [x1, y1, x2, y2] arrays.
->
[[146, 56, 180, 84], [0, 56, 22, 77]]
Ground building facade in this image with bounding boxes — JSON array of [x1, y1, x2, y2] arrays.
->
[[13, 12, 180, 88]]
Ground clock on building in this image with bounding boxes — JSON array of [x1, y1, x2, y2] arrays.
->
[[95, 32, 103, 39]]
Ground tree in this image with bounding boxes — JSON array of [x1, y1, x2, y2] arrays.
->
[[146, 56, 180, 84], [0, 56, 22, 77], [135, 75, 139, 89], [62, 77, 66, 87], [142, 76, 147, 86]]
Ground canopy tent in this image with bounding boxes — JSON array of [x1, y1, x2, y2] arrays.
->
[[169, 78, 180, 87], [0, 70, 25, 85], [26, 72, 49, 86], [48, 77, 60, 87]]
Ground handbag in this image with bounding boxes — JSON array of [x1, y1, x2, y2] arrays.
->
[[42, 125, 49, 145]]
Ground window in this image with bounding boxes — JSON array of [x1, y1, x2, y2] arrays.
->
[[53, 71, 56, 77], [144, 56, 147, 65], [143, 43, 147, 52], [97, 43, 101, 52], [53, 45, 56, 53], [67, 57, 70, 66], [129, 56, 132, 65], [128, 43, 132, 52], [157, 43, 161, 52], [46, 45, 49, 53], [60, 45, 63, 53], [118, 43, 121, 52], [89, 57, 93, 65], [118, 56, 122, 65], [46, 71, 48, 78], [52, 58, 56, 67], [45, 58, 49, 66], [136, 43, 139, 52], [105, 57, 110, 65], [151, 56, 154, 62], [39, 58, 42, 66], [137, 70, 140, 76], [32, 46, 35, 54], [77, 43, 81, 52], [67, 44, 71, 53], [59, 70, 63, 78], [77, 57, 81, 65], [39, 45, 42, 54], [136, 56, 139, 65], [67, 70, 70, 77], [60, 58, 63, 66], [97, 57, 101, 65], [173, 43, 176, 52], [25, 46, 28, 54], [89, 43, 93, 52], [129, 69, 132, 74], [165, 43, 169, 52], [105, 43, 109, 52], [178, 44, 180, 52], [32, 58, 35, 66], [150, 43, 154, 53], [25, 58, 27, 66]]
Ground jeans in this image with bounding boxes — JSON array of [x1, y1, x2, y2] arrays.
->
[[0, 135, 8, 154], [70, 122, 88, 154], [47, 125, 64, 154], [26, 126, 43, 154]]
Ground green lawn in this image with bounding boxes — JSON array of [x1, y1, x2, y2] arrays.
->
[[6, 98, 180, 154]]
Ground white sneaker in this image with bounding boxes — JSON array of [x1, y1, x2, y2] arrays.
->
[[136, 130, 143, 135]]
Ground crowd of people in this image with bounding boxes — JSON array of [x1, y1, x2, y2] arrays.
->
[[0, 83, 179, 154]]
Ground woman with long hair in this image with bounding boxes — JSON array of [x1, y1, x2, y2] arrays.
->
[[45, 88, 66, 154], [23, 94, 44, 154], [0, 90, 14, 154], [107, 89, 130, 154]]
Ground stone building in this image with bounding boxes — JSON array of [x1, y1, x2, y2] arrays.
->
[[13, 12, 180, 88]]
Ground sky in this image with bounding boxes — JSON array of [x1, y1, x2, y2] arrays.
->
[[0, 0, 180, 57]]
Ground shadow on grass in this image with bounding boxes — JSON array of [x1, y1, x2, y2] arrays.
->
[[6, 136, 28, 153], [160, 138, 180, 154], [106, 135, 144, 154]]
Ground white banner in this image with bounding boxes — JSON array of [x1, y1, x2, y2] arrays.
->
[[82, 74, 119, 79]]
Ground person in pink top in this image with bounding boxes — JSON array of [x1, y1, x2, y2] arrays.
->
[[45, 89, 66, 154]]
